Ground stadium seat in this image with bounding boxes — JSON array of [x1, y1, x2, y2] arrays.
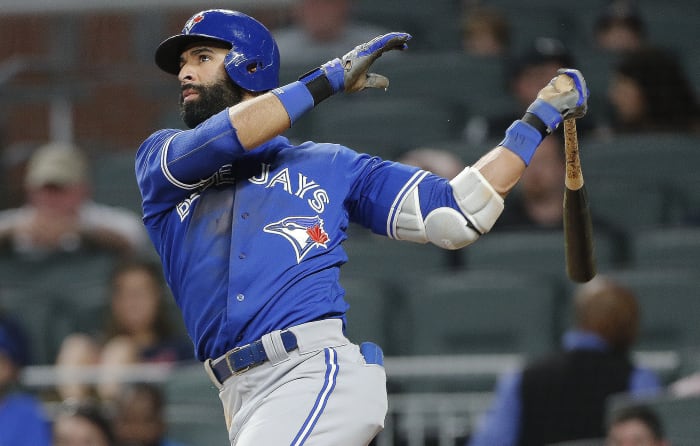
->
[[340, 232, 457, 282], [353, 0, 462, 51], [341, 276, 398, 354], [630, 227, 700, 270], [372, 51, 513, 117], [580, 134, 700, 185], [91, 151, 143, 214], [306, 95, 462, 160], [584, 179, 670, 230], [397, 269, 560, 357], [464, 230, 620, 281]]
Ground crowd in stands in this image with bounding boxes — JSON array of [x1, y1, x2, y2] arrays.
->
[[0, 0, 699, 444]]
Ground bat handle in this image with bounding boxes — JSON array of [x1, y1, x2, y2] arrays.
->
[[563, 119, 584, 191]]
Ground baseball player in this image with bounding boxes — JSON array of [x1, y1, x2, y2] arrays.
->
[[135, 9, 588, 446]]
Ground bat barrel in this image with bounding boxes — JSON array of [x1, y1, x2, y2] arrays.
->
[[563, 118, 596, 283]]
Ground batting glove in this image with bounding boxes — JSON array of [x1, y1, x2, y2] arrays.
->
[[271, 32, 410, 125], [526, 68, 590, 134], [499, 69, 589, 165], [301, 32, 411, 96]]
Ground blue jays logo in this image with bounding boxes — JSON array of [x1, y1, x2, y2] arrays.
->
[[183, 13, 205, 34], [264, 216, 330, 263]]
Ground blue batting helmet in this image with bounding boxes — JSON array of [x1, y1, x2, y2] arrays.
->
[[155, 9, 280, 92]]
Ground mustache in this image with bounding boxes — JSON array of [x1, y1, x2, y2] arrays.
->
[[180, 84, 201, 102]]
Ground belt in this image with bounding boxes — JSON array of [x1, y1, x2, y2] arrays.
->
[[211, 330, 298, 384]]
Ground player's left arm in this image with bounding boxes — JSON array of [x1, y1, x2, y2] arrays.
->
[[395, 69, 589, 250]]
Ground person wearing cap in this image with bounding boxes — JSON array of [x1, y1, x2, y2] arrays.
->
[[0, 312, 52, 445], [0, 142, 149, 257]]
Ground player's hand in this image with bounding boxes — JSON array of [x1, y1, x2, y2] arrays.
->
[[538, 68, 589, 120], [526, 68, 589, 133], [339, 32, 411, 92], [290, 32, 410, 113], [316, 32, 411, 94]]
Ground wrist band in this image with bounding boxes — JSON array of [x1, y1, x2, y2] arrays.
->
[[499, 120, 544, 166], [271, 81, 315, 125]]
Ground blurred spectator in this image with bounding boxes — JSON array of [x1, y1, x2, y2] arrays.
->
[[53, 399, 115, 446], [55, 258, 192, 401], [0, 142, 150, 259], [273, 0, 389, 65], [467, 276, 662, 446], [0, 312, 51, 445], [461, 6, 511, 57], [594, 2, 647, 52], [493, 135, 623, 247], [606, 47, 700, 134], [113, 382, 187, 446], [463, 37, 590, 146], [606, 404, 670, 446], [493, 136, 565, 230]]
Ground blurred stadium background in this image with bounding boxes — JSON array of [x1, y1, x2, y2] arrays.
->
[[1, 0, 699, 444]]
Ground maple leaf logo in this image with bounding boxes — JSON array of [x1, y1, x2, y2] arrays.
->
[[307, 224, 329, 245]]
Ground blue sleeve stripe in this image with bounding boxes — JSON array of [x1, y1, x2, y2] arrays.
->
[[386, 170, 429, 239]]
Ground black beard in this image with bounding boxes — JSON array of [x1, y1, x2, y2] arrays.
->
[[180, 78, 245, 128]]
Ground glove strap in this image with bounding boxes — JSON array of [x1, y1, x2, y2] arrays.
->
[[271, 59, 345, 125], [526, 99, 563, 133], [521, 112, 550, 139], [499, 120, 544, 166]]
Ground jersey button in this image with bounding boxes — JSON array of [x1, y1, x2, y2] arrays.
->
[[236, 294, 245, 302], [241, 212, 249, 219], [238, 253, 246, 259]]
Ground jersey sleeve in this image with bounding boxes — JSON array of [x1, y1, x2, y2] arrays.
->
[[135, 109, 245, 218], [344, 153, 428, 237]]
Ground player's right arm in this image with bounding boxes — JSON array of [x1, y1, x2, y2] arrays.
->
[[136, 32, 412, 209], [232, 32, 411, 150]]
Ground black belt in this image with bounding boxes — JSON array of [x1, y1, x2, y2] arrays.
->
[[211, 330, 298, 384]]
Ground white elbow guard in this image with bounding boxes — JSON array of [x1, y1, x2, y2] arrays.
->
[[394, 167, 504, 250], [449, 166, 504, 235]]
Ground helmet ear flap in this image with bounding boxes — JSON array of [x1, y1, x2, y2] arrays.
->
[[224, 47, 279, 92]]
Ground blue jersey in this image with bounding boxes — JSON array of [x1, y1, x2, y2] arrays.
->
[[136, 110, 433, 361]]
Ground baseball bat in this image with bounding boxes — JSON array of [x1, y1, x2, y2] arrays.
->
[[562, 118, 596, 282]]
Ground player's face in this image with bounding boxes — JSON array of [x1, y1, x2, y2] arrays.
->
[[178, 43, 245, 128]]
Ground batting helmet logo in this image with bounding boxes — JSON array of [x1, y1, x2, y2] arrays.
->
[[183, 13, 204, 34], [155, 9, 280, 92]]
